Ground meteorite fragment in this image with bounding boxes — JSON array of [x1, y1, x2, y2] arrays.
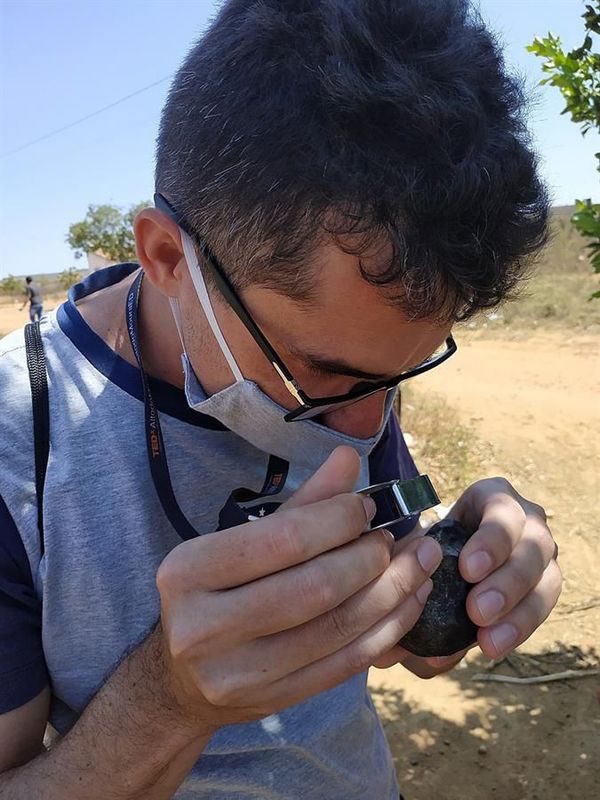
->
[[400, 518, 478, 657]]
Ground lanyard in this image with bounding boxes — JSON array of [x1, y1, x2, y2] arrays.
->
[[125, 271, 288, 540]]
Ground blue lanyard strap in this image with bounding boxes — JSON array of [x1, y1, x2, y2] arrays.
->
[[125, 271, 288, 540]]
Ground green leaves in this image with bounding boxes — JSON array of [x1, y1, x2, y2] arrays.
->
[[66, 201, 151, 262], [572, 200, 600, 289], [58, 267, 82, 291], [527, 26, 600, 138], [529, 1, 600, 299]]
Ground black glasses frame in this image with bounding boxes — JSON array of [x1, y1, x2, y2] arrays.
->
[[154, 193, 457, 422]]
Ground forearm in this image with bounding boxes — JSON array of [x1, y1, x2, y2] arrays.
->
[[0, 625, 215, 800]]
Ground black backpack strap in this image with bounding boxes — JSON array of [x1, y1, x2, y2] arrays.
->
[[24, 321, 50, 556]]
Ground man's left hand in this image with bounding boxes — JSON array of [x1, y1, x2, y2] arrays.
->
[[372, 477, 562, 677]]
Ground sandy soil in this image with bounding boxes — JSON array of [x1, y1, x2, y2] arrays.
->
[[0, 295, 65, 337], [369, 331, 600, 800]]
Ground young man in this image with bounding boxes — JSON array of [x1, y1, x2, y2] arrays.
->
[[20, 276, 44, 323], [0, 1, 561, 798]]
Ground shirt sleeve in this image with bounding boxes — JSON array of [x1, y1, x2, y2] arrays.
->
[[0, 495, 48, 713], [368, 410, 421, 539]]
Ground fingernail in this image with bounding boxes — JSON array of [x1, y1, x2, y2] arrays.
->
[[362, 496, 377, 522], [417, 579, 433, 604], [465, 550, 493, 581], [380, 528, 396, 548], [417, 538, 442, 572], [490, 623, 518, 655], [475, 590, 504, 621]]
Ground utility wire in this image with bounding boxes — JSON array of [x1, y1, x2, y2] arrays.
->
[[0, 74, 173, 159]]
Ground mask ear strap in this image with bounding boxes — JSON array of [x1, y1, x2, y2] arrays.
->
[[168, 297, 186, 350], [179, 228, 243, 383]]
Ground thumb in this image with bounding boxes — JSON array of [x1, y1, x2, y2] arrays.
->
[[281, 446, 362, 510]]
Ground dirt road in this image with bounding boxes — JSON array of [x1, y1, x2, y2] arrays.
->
[[0, 295, 64, 337], [369, 331, 600, 800]]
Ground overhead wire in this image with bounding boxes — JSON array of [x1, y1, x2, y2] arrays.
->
[[0, 74, 173, 159]]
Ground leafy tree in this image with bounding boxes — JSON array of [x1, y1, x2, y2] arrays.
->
[[59, 267, 82, 291], [66, 201, 150, 263], [528, 2, 600, 298], [0, 274, 23, 298]]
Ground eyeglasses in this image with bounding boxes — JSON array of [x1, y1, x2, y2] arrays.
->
[[154, 193, 457, 422]]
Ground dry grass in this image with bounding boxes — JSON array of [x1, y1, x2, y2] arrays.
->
[[398, 386, 490, 505], [465, 208, 600, 336]]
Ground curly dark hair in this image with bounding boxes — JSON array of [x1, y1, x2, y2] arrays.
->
[[156, 0, 549, 321]]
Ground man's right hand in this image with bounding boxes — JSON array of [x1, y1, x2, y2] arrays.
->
[[156, 446, 442, 732]]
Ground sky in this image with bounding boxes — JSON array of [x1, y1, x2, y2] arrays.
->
[[0, 0, 598, 279]]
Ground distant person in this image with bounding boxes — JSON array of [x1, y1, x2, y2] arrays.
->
[[20, 276, 44, 322]]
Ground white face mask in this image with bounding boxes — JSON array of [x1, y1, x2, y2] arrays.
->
[[170, 228, 396, 472]]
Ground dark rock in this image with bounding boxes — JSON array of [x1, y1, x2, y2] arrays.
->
[[399, 519, 478, 657]]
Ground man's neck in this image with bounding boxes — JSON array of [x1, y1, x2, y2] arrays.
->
[[137, 277, 186, 388], [76, 269, 186, 389]]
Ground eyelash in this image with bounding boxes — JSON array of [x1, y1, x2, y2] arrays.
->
[[305, 363, 330, 377], [304, 364, 378, 388]]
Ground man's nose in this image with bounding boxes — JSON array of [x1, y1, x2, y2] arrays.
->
[[320, 390, 389, 438]]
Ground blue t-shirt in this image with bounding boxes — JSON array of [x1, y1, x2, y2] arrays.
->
[[0, 264, 419, 799]]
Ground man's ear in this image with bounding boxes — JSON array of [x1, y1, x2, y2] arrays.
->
[[134, 208, 187, 297]]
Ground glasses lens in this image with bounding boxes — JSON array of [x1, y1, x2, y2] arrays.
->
[[284, 337, 455, 423], [286, 386, 393, 422], [421, 340, 451, 365]]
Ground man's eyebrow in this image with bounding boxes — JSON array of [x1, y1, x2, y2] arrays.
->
[[287, 346, 392, 381]]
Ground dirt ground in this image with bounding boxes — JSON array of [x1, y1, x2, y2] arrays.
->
[[0, 295, 64, 337], [368, 330, 600, 800], [1, 299, 598, 798]]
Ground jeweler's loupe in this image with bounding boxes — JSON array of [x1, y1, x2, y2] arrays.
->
[[358, 475, 439, 536]]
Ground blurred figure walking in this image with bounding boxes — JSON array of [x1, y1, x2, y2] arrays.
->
[[20, 276, 43, 322]]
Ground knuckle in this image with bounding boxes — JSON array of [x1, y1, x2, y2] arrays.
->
[[156, 540, 203, 594], [370, 532, 393, 572], [166, 619, 196, 662], [542, 536, 557, 564], [387, 562, 415, 602], [510, 558, 535, 593], [516, 502, 528, 525], [339, 493, 369, 536], [200, 671, 236, 707], [297, 563, 337, 611], [529, 501, 547, 523], [156, 556, 180, 596], [540, 528, 556, 556], [166, 610, 217, 661], [507, 498, 527, 528], [483, 476, 521, 507], [354, 534, 392, 582], [326, 604, 356, 642], [523, 528, 554, 568], [482, 476, 512, 494], [268, 515, 307, 563], [344, 642, 372, 676], [546, 560, 563, 597]]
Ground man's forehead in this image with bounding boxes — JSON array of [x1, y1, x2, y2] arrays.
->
[[248, 286, 451, 379], [293, 243, 448, 331], [242, 235, 452, 372]]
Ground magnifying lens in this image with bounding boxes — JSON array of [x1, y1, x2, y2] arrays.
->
[[358, 474, 440, 536]]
